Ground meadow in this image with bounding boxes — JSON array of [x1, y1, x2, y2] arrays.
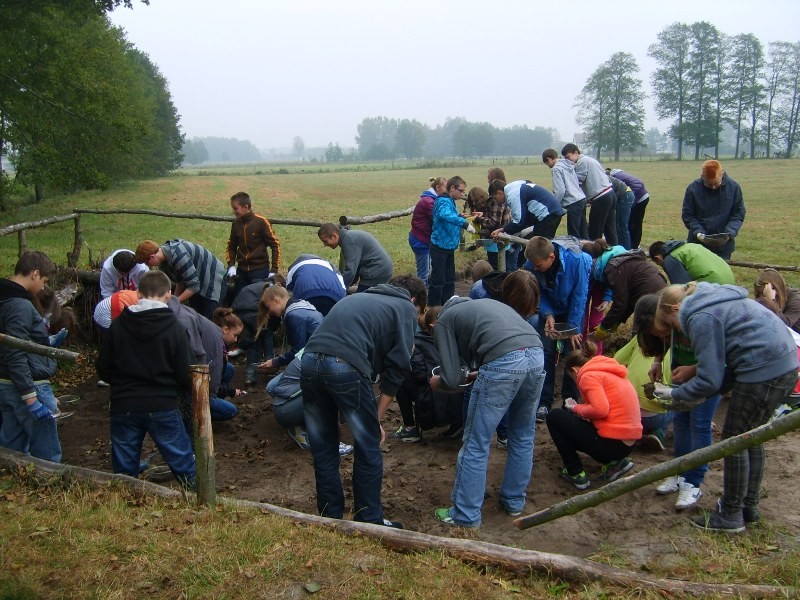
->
[[0, 158, 797, 289]]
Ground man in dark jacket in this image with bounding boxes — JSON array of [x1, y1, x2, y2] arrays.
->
[[682, 160, 746, 260], [97, 270, 196, 489], [0, 251, 61, 462], [301, 275, 426, 528]]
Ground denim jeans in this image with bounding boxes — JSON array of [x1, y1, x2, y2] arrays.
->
[[301, 352, 384, 524], [564, 199, 588, 240], [233, 268, 270, 300], [110, 408, 195, 487], [673, 394, 721, 487], [0, 382, 61, 462], [411, 247, 430, 287], [615, 191, 634, 250], [428, 244, 455, 307], [211, 362, 239, 421], [641, 411, 673, 438], [245, 332, 274, 383], [449, 347, 545, 527]]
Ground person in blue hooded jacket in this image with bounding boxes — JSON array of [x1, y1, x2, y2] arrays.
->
[[653, 282, 798, 533], [524, 236, 592, 422], [429, 176, 475, 306]]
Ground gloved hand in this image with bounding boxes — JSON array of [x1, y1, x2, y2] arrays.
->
[[227, 266, 237, 278], [564, 397, 578, 411], [696, 232, 706, 242], [591, 325, 610, 341], [653, 382, 675, 404], [49, 328, 67, 348], [27, 399, 55, 421], [466, 223, 476, 234]]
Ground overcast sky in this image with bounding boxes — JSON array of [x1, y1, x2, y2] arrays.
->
[[110, 0, 800, 151]]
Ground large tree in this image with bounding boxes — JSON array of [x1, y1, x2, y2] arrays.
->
[[773, 42, 800, 157], [761, 41, 793, 157], [684, 22, 723, 160], [649, 23, 692, 159], [728, 33, 765, 158], [393, 119, 427, 159], [576, 52, 645, 160], [355, 116, 398, 159]]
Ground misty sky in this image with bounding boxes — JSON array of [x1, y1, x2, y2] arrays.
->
[[110, 0, 800, 151]]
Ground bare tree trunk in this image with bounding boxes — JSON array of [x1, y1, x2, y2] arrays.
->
[[0, 332, 82, 363]]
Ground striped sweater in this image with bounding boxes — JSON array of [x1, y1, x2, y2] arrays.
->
[[161, 239, 225, 302]]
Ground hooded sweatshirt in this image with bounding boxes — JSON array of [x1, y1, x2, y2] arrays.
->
[[273, 298, 322, 367], [671, 283, 798, 406], [96, 300, 194, 414], [659, 240, 735, 285], [600, 250, 666, 331], [434, 297, 541, 390], [550, 159, 585, 208], [572, 355, 642, 441], [0, 278, 56, 396], [681, 173, 746, 257], [303, 283, 417, 396]]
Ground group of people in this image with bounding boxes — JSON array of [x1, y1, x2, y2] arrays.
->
[[0, 157, 797, 535]]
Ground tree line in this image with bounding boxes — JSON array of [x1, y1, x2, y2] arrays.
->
[[0, 0, 181, 209], [579, 23, 800, 161]]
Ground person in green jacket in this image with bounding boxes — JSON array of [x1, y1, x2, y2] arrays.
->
[[648, 240, 735, 285]]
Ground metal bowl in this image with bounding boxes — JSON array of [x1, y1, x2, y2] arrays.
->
[[550, 323, 579, 340], [702, 233, 730, 247]]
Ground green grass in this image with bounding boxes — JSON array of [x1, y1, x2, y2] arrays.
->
[[0, 158, 798, 287]]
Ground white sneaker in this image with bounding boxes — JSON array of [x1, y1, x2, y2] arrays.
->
[[338, 442, 354, 456], [97, 379, 110, 387], [655, 475, 684, 495], [227, 348, 244, 358], [675, 481, 702, 510]]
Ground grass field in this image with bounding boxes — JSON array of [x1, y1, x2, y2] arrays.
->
[[0, 158, 797, 288]]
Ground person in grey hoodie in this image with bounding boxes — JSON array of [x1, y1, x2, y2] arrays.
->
[[542, 148, 587, 239], [653, 282, 798, 533], [301, 275, 426, 529], [561, 144, 617, 245], [430, 296, 544, 528], [317, 223, 393, 292]]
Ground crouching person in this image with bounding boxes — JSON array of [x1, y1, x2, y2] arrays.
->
[[96, 270, 196, 490]]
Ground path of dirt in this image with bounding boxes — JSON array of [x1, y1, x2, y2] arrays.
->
[[53, 281, 800, 565]]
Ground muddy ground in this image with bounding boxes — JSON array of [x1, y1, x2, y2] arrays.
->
[[53, 281, 800, 565]]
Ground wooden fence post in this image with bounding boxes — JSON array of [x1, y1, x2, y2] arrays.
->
[[190, 363, 216, 507], [497, 242, 506, 272], [17, 229, 26, 257], [67, 214, 82, 268]]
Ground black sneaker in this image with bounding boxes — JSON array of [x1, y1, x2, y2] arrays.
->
[[743, 506, 761, 523], [600, 457, 634, 482], [388, 426, 421, 443], [535, 405, 549, 423], [382, 518, 404, 529], [690, 508, 745, 533], [440, 424, 463, 439], [559, 467, 590, 490]]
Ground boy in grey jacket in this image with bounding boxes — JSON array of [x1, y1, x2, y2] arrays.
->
[[318, 224, 393, 292], [543, 148, 587, 239]]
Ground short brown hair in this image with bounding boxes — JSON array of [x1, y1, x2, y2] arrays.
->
[[134, 240, 160, 264], [542, 148, 558, 162], [501, 270, 539, 318], [318, 223, 339, 238], [564, 340, 599, 371], [487, 167, 506, 182], [524, 237, 554, 262], [137, 270, 171, 298], [14, 251, 55, 278], [230, 191, 251, 208], [446, 176, 465, 193]]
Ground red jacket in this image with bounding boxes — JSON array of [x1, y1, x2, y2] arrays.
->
[[572, 356, 642, 441]]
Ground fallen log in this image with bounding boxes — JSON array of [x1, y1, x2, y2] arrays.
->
[[340, 207, 414, 226], [0, 446, 789, 598], [727, 260, 799, 272], [515, 408, 800, 529], [0, 332, 82, 363], [0, 213, 78, 236]]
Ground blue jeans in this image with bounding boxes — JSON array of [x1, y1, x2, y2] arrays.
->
[[245, 331, 274, 383], [641, 411, 673, 438], [211, 362, 239, 421], [428, 244, 455, 307], [301, 352, 384, 524], [673, 394, 721, 487], [449, 347, 545, 527], [537, 316, 579, 410], [411, 247, 430, 286], [615, 191, 634, 250], [110, 408, 196, 487], [0, 382, 61, 462]]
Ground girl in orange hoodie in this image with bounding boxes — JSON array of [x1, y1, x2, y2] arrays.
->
[[546, 341, 642, 490]]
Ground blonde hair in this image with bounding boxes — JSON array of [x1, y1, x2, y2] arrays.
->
[[754, 269, 788, 311], [653, 282, 698, 333], [257, 285, 289, 332]]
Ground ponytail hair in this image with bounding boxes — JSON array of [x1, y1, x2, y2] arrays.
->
[[581, 238, 610, 259], [212, 307, 242, 330], [653, 282, 698, 334], [564, 340, 599, 371]]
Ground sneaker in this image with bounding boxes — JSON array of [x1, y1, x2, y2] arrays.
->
[[535, 405, 549, 423], [287, 427, 310, 450], [600, 457, 634, 482], [496, 437, 508, 449], [656, 475, 684, 495], [382, 518, 404, 529], [227, 348, 244, 358], [97, 379, 110, 387], [675, 481, 702, 511], [142, 465, 173, 483], [440, 424, 463, 439], [558, 467, 591, 490], [640, 432, 666, 452], [388, 426, 421, 443], [434, 507, 455, 525], [719, 498, 761, 524], [502, 503, 523, 517], [338, 442, 354, 456], [690, 508, 745, 533]]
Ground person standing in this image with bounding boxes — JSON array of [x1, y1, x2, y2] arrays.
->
[[408, 177, 447, 286], [135, 239, 226, 320], [99, 249, 149, 299], [561, 144, 617, 245], [318, 224, 393, 292], [542, 149, 587, 239], [301, 276, 426, 528], [0, 251, 61, 462], [608, 169, 650, 250], [226, 191, 281, 299], [429, 176, 475, 306], [681, 160, 746, 260]]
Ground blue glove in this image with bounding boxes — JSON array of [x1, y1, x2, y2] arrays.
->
[[28, 400, 55, 421], [49, 328, 68, 348]]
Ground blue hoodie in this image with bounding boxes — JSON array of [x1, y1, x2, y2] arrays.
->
[[431, 194, 467, 250], [526, 241, 592, 330], [671, 283, 798, 406]]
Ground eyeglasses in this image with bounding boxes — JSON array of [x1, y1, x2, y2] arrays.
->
[[455, 187, 466, 193]]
